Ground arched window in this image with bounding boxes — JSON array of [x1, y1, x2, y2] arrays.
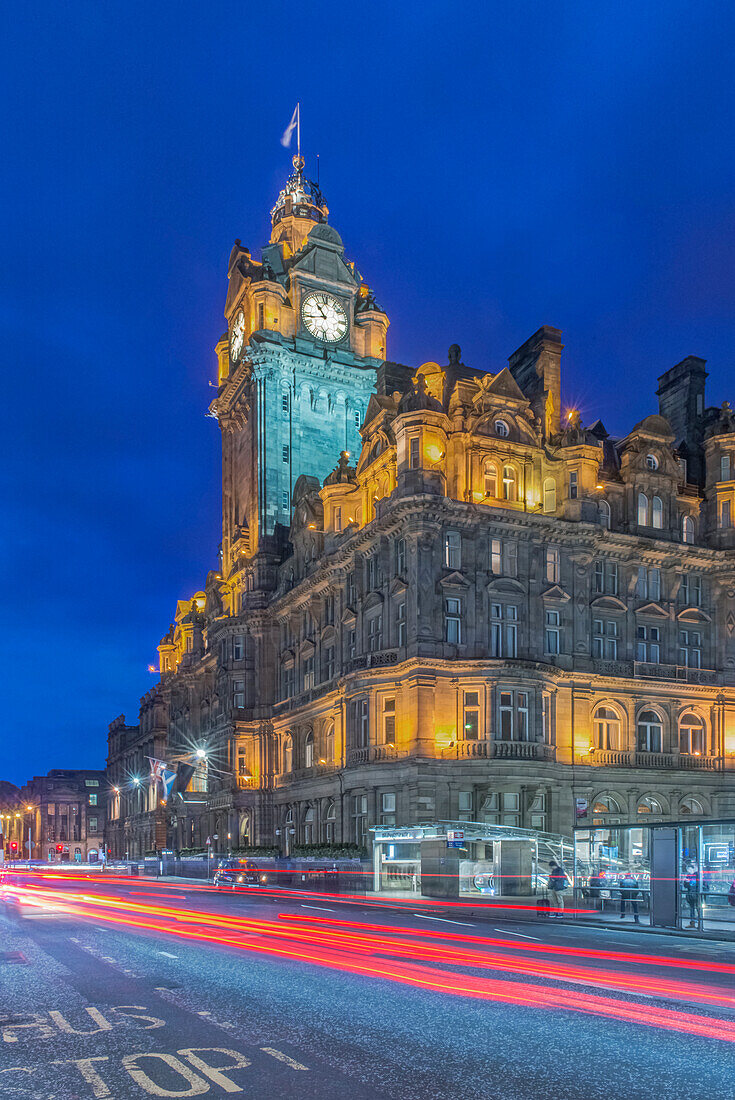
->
[[543, 478, 556, 514], [652, 495, 663, 529], [593, 706, 623, 750], [637, 710, 663, 753], [239, 813, 251, 846], [324, 800, 337, 843], [598, 499, 611, 530], [283, 734, 293, 773], [646, 453, 659, 471], [484, 460, 498, 498], [303, 806, 315, 844], [502, 465, 517, 502], [679, 796, 704, 816], [637, 493, 649, 526], [637, 795, 663, 814], [324, 721, 335, 764], [494, 419, 510, 438], [592, 794, 623, 814], [681, 515, 694, 544], [679, 713, 705, 756], [304, 730, 314, 769]]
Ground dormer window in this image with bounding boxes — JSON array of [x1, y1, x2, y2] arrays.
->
[[494, 419, 509, 438], [646, 454, 659, 471]]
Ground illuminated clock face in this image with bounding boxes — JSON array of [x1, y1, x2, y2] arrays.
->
[[230, 310, 246, 361], [301, 292, 348, 343]]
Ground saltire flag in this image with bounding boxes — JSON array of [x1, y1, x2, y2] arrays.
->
[[281, 103, 300, 148], [162, 768, 177, 801]]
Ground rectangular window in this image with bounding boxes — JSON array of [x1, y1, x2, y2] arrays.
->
[[444, 530, 461, 569], [593, 619, 618, 660], [282, 392, 289, 414], [323, 594, 334, 625], [282, 445, 289, 463], [89, 794, 98, 806], [458, 790, 473, 821], [505, 541, 518, 577], [346, 572, 356, 607], [233, 679, 245, 708], [517, 692, 529, 740], [679, 630, 702, 669], [721, 500, 732, 529], [498, 691, 514, 740], [409, 436, 420, 469], [380, 792, 396, 826], [283, 664, 294, 698], [396, 600, 406, 647], [463, 691, 480, 740], [84, 780, 100, 788], [490, 538, 502, 575], [335, 507, 342, 533], [282, 491, 290, 512], [396, 537, 406, 575], [357, 700, 369, 746], [367, 613, 383, 652], [323, 645, 335, 682], [636, 625, 660, 664], [490, 603, 518, 658], [232, 635, 244, 661], [721, 454, 731, 482], [594, 560, 619, 595], [445, 598, 462, 644], [544, 609, 560, 655], [649, 568, 661, 602], [347, 627, 356, 660], [303, 656, 314, 691], [569, 471, 578, 499], [366, 555, 377, 591], [542, 692, 554, 745], [88, 817, 98, 832], [545, 547, 560, 584], [383, 697, 396, 743]]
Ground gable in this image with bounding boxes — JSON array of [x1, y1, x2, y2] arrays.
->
[[635, 601, 669, 619], [485, 367, 527, 401], [590, 595, 628, 613]]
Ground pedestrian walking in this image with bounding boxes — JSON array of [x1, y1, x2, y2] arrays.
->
[[682, 869, 699, 928], [618, 871, 641, 923], [547, 861, 569, 917]]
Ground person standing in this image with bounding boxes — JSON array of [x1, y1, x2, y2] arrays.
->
[[618, 871, 641, 923], [547, 861, 569, 917]]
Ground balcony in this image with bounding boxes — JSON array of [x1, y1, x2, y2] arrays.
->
[[634, 662, 719, 686], [676, 754, 724, 771], [345, 650, 399, 674], [587, 749, 633, 766], [634, 751, 676, 768], [455, 739, 555, 762], [346, 744, 409, 766]]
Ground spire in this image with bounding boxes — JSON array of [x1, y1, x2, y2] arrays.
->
[[269, 154, 328, 249]]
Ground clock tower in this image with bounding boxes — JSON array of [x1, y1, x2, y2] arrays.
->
[[210, 156, 389, 589]]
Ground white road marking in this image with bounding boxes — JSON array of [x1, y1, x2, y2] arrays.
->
[[156, 951, 179, 959], [301, 905, 335, 912], [412, 914, 473, 926], [261, 1047, 309, 1070], [493, 929, 540, 941]]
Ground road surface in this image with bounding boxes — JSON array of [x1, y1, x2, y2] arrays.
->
[[1, 871, 733, 1099]]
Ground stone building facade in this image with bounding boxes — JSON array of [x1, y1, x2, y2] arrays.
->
[[21, 769, 106, 863], [107, 158, 735, 859]]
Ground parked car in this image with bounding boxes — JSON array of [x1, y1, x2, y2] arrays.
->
[[213, 860, 269, 890]]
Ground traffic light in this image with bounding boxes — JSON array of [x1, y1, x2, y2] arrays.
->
[[56, 844, 63, 853], [9, 842, 17, 856]]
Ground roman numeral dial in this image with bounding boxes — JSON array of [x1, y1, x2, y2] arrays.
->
[[301, 292, 348, 343]]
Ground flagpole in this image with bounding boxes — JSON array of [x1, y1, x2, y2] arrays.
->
[[297, 101, 301, 159]]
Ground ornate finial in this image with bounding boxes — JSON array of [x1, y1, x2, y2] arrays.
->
[[292, 153, 305, 172]]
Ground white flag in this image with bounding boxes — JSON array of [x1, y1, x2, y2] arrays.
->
[[281, 103, 299, 148]]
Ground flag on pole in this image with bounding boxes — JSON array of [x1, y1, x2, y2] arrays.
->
[[281, 103, 300, 148], [147, 757, 167, 792]]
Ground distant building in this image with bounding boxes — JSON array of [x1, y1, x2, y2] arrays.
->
[[107, 157, 735, 861], [22, 769, 106, 863]]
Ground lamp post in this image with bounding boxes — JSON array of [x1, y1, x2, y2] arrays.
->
[[25, 805, 33, 867]]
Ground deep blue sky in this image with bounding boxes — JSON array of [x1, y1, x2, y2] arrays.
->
[[2, 3, 735, 784]]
